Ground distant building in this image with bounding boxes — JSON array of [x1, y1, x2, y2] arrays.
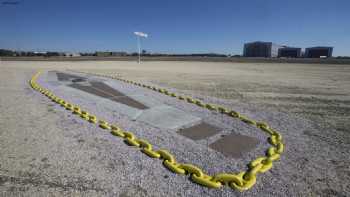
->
[[305, 47, 333, 58], [243, 41, 281, 58], [95, 51, 128, 57], [64, 52, 81, 57], [34, 51, 47, 55], [278, 47, 302, 58], [111, 52, 128, 56]]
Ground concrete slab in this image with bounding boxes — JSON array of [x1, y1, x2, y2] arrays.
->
[[56, 72, 87, 82], [104, 80, 144, 96], [61, 85, 143, 120], [68, 81, 148, 110], [47, 71, 62, 85], [47, 81, 62, 87], [90, 81, 148, 110], [52, 71, 203, 130], [177, 122, 221, 140], [47, 70, 58, 80], [105, 80, 161, 107], [49, 71, 86, 86], [209, 133, 259, 158], [136, 105, 201, 130]]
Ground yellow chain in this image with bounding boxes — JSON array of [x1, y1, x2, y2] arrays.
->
[[30, 71, 285, 191]]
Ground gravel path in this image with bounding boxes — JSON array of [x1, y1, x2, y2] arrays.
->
[[0, 61, 349, 196]]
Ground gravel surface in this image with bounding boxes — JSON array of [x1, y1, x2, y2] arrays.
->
[[0, 61, 349, 196]]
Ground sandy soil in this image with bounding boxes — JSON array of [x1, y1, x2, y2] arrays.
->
[[0, 61, 349, 196]]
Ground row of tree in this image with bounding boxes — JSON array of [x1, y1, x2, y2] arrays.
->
[[0, 49, 231, 57], [0, 49, 62, 57]]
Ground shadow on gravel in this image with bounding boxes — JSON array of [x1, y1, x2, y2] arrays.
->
[[0, 172, 105, 193]]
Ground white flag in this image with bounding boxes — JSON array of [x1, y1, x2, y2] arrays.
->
[[134, 32, 148, 38]]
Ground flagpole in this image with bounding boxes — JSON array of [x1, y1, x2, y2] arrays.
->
[[137, 35, 141, 64], [134, 32, 148, 64]]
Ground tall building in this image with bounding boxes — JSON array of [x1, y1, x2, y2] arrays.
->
[[243, 41, 281, 57], [278, 47, 302, 58], [304, 47, 333, 58]]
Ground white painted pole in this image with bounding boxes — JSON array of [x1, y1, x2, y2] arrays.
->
[[134, 32, 147, 64], [137, 35, 141, 64]]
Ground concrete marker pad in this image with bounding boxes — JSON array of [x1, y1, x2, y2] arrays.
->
[[177, 122, 222, 140], [55, 72, 87, 82], [68, 81, 148, 110], [209, 133, 259, 158], [104, 80, 161, 107], [47, 71, 65, 86], [58, 85, 143, 120], [49, 71, 88, 86], [136, 105, 201, 130], [89, 81, 148, 110], [104, 80, 146, 96], [59, 72, 159, 107], [52, 71, 204, 130], [56, 71, 151, 109]]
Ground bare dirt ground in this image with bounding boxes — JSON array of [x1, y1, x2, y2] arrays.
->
[[0, 61, 349, 196], [85, 61, 350, 149]]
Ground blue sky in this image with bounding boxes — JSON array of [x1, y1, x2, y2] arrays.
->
[[1, 0, 349, 55]]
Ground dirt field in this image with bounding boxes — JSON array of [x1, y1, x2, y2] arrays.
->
[[86, 61, 350, 144], [1, 61, 349, 196]]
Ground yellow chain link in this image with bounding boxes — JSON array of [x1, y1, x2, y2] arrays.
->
[[88, 115, 98, 123], [98, 120, 111, 130]]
